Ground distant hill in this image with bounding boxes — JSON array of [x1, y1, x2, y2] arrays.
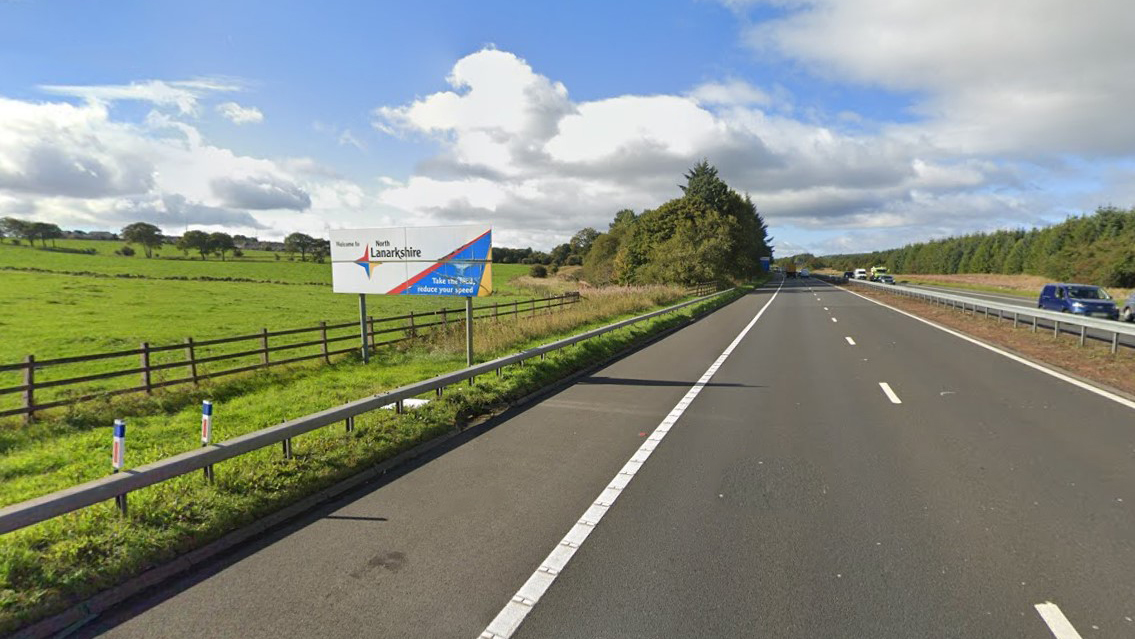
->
[[808, 206, 1135, 287]]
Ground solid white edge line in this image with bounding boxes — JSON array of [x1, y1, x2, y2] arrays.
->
[[819, 280, 1135, 412], [479, 280, 785, 639], [878, 382, 902, 404], [845, 336, 856, 346], [1034, 602, 1084, 639]]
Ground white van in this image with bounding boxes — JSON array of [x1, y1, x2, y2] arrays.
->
[[853, 268, 868, 279]]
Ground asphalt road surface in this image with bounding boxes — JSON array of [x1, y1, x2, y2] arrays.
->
[[80, 276, 1135, 638]]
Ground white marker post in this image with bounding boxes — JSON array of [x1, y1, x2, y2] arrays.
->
[[112, 419, 127, 516], [201, 400, 215, 483]]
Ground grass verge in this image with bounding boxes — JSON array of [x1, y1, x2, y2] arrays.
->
[[0, 283, 751, 634]]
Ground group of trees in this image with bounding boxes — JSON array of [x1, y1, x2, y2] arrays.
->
[[580, 162, 773, 285], [494, 228, 601, 267], [816, 206, 1135, 287], [175, 230, 237, 260], [282, 232, 330, 262], [0, 217, 64, 247]]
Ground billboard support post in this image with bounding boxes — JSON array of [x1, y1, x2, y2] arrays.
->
[[358, 294, 369, 364], [465, 297, 474, 366]]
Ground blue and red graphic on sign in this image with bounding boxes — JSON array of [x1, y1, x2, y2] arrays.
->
[[388, 229, 492, 296]]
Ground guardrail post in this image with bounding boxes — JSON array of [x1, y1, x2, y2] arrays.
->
[[345, 416, 354, 433], [320, 321, 330, 364], [1032, 316, 1037, 332], [1079, 326, 1086, 347], [23, 355, 34, 424], [261, 328, 270, 367], [282, 438, 292, 460], [1054, 320, 1060, 337], [1013, 312, 1019, 328], [1112, 332, 1119, 355], [185, 337, 199, 384], [140, 342, 152, 394]]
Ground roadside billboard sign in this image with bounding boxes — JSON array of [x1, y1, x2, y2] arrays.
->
[[330, 225, 492, 296]]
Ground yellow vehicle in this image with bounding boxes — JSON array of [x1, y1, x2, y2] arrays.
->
[[869, 266, 888, 281]]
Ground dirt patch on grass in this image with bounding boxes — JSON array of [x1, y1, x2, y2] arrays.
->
[[850, 286, 1135, 398]]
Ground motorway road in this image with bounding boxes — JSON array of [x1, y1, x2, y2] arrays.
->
[[80, 277, 1135, 638], [885, 281, 1135, 351]]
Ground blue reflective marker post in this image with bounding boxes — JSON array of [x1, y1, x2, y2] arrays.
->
[[112, 419, 127, 516], [201, 401, 215, 483]]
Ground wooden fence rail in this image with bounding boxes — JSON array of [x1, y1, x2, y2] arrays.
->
[[0, 293, 581, 421]]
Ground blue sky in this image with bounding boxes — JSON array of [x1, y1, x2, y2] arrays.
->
[[2, 0, 1134, 255]]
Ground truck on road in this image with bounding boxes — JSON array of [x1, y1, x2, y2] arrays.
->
[[870, 266, 888, 281], [785, 262, 797, 278]]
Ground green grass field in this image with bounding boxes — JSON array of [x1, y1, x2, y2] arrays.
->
[[0, 241, 550, 415]]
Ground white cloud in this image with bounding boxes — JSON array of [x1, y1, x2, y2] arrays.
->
[[0, 89, 340, 239], [0, 98, 154, 198], [216, 102, 264, 125], [369, 48, 1033, 248], [689, 79, 772, 107], [40, 78, 241, 116], [743, 0, 1135, 157], [370, 36, 1135, 254], [337, 129, 365, 150]]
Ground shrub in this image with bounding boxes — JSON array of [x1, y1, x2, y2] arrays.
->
[[232, 248, 244, 258], [115, 245, 136, 257], [529, 264, 548, 278]]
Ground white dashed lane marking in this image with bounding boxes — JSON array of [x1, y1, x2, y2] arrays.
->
[[1034, 602, 1084, 639]]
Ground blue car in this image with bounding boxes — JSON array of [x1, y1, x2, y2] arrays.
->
[[1037, 283, 1119, 319]]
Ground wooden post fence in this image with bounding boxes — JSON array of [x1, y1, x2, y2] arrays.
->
[[185, 337, 199, 384], [320, 321, 330, 364], [23, 355, 34, 424], [140, 342, 152, 394]]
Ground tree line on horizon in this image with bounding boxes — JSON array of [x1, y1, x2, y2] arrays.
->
[[801, 205, 1135, 287], [0, 217, 330, 262]]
